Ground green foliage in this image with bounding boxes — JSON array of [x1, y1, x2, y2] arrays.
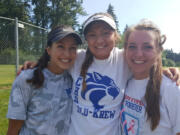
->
[[107, 4, 119, 32], [31, 0, 87, 29], [176, 62, 180, 67], [50, 0, 87, 28], [0, 0, 30, 22], [162, 58, 176, 67], [0, 48, 39, 64]]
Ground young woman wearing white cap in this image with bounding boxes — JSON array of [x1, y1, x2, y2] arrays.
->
[[6, 25, 82, 135], [67, 12, 129, 135]]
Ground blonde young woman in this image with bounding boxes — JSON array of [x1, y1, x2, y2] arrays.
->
[[120, 20, 180, 135]]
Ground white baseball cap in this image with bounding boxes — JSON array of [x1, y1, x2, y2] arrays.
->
[[83, 14, 117, 33]]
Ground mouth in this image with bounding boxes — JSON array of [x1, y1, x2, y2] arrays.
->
[[60, 59, 71, 63], [95, 45, 106, 49], [133, 60, 145, 64]]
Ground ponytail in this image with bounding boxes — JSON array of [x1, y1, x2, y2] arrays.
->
[[80, 48, 93, 90], [27, 50, 50, 88]]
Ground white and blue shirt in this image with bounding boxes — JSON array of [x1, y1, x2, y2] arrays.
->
[[68, 48, 130, 135], [120, 75, 180, 135]]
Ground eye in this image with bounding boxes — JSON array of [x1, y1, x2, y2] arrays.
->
[[70, 46, 77, 51], [103, 31, 112, 36], [87, 33, 96, 37], [57, 44, 64, 49], [128, 44, 136, 50], [143, 44, 153, 50]]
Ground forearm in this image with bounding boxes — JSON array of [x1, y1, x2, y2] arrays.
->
[[6, 119, 24, 135]]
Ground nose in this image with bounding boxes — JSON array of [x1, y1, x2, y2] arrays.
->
[[96, 35, 104, 44], [136, 48, 143, 57], [63, 49, 70, 57]]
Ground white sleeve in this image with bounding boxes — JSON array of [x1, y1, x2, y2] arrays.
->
[[163, 82, 180, 134], [69, 49, 86, 76]]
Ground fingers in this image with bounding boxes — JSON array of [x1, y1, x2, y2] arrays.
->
[[16, 61, 37, 76], [16, 66, 24, 76], [169, 67, 180, 86], [163, 68, 173, 80], [23, 61, 31, 70]]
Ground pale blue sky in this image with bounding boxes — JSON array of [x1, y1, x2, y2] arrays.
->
[[78, 0, 180, 53]]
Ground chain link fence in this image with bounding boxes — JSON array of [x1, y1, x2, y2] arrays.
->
[[0, 16, 48, 73]]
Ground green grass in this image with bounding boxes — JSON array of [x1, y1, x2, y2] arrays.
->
[[0, 65, 15, 135], [0, 89, 10, 135], [0, 65, 15, 89]]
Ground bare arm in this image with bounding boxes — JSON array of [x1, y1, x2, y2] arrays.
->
[[176, 133, 180, 135], [6, 119, 24, 135], [163, 67, 180, 86]]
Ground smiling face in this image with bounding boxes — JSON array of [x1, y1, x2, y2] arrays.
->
[[125, 30, 160, 79], [47, 35, 78, 74], [85, 21, 116, 60]]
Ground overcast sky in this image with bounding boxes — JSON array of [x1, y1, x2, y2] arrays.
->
[[78, 0, 180, 53]]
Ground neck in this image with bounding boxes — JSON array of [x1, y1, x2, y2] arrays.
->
[[47, 63, 64, 74], [133, 73, 149, 80]]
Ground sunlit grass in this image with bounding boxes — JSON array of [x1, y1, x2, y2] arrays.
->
[[0, 65, 15, 134], [0, 65, 15, 90]]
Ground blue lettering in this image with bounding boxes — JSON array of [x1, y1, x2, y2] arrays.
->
[[76, 77, 82, 86], [76, 105, 88, 116], [93, 111, 98, 118], [109, 110, 115, 118], [73, 77, 82, 103], [93, 110, 115, 119], [125, 101, 143, 113]]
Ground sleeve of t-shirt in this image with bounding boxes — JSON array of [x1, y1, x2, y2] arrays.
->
[[69, 49, 86, 76], [117, 48, 132, 88], [163, 79, 180, 134], [6, 71, 32, 120]]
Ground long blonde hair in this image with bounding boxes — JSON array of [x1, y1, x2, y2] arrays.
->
[[124, 19, 166, 130]]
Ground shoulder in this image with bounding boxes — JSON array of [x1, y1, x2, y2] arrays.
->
[[13, 69, 35, 87], [161, 75, 180, 97], [16, 69, 35, 82]]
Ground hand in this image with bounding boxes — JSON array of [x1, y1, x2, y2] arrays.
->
[[17, 61, 37, 76], [163, 67, 180, 86]]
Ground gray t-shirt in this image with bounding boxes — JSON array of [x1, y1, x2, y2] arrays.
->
[[7, 68, 73, 135]]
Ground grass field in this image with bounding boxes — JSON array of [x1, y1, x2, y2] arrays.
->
[[0, 65, 15, 135]]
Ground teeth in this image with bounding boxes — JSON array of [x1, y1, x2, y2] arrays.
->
[[61, 59, 69, 63], [134, 60, 144, 64], [96, 46, 104, 49]]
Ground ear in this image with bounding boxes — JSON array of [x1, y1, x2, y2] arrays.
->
[[46, 47, 51, 55]]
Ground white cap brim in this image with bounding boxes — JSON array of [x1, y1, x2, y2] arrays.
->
[[83, 14, 117, 33]]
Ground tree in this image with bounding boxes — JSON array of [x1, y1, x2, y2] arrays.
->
[[50, 0, 86, 29], [0, 0, 31, 51], [31, 0, 50, 29], [107, 4, 119, 32], [0, 0, 30, 22]]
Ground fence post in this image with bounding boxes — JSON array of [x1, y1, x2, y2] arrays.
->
[[15, 17, 19, 75]]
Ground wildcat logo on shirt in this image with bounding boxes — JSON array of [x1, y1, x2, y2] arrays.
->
[[74, 72, 120, 119]]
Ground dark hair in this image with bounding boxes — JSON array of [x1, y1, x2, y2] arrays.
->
[[124, 19, 166, 130], [27, 25, 74, 88]]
